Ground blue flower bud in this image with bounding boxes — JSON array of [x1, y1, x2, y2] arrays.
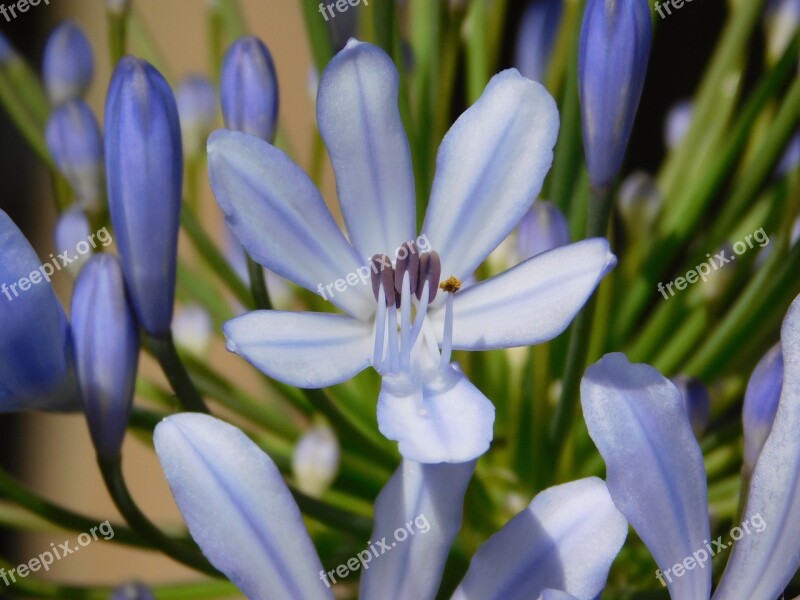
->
[[775, 132, 799, 178], [765, 0, 799, 64], [54, 206, 92, 276], [42, 21, 94, 105], [176, 75, 217, 156], [292, 424, 340, 497], [517, 200, 570, 259], [617, 171, 662, 234], [743, 344, 783, 472], [220, 37, 279, 143], [0, 31, 15, 65], [578, 0, 652, 189], [664, 99, 693, 151], [46, 100, 104, 213], [71, 254, 139, 459], [671, 375, 710, 438], [105, 56, 182, 337], [514, 0, 564, 85], [110, 583, 155, 600], [172, 304, 213, 358], [0, 210, 78, 412]]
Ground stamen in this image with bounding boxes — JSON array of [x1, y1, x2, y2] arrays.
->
[[372, 285, 388, 372], [416, 251, 442, 303], [409, 280, 429, 348], [394, 241, 419, 297], [386, 302, 400, 373], [439, 276, 461, 294], [370, 254, 395, 307], [400, 270, 412, 371], [439, 291, 455, 370]]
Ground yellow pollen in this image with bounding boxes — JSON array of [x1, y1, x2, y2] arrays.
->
[[439, 276, 461, 293]]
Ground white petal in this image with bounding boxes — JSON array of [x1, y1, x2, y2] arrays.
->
[[580, 353, 711, 600], [317, 40, 416, 259], [451, 477, 627, 600], [360, 459, 476, 600], [207, 129, 374, 317], [224, 310, 373, 388], [377, 365, 495, 463], [422, 69, 559, 281], [429, 239, 616, 350], [154, 413, 332, 600], [713, 294, 800, 600]]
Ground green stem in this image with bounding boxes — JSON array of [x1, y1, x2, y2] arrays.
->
[[97, 455, 220, 577], [142, 332, 210, 414], [299, 0, 334, 73], [0, 64, 52, 167], [0, 467, 144, 548], [107, 9, 128, 66], [247, 255, 273, 310], [290, 487, 372, 539]]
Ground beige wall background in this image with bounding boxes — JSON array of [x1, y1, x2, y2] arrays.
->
[[15, 0, 330, 594]]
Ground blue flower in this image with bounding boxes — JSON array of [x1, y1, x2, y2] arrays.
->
[[578, 0, 651, 189], [0, 31, 14, 65], [671, 375, 711, 438], [46, 100, 104, 214], [42, 21, 94, 105], [220, 36, 278, 143], [742, 343, 783, 474], [105, 56, 182, 338], [71, 254, 139, 459], [175, 74, 217, 156], [154, 412, 628, 600], [0, 210, 78, 412], [581, 293, 800, 599], [516, 200, 571, 260], [514, 0, 564, 86], [53, 206, 92, 276], [209, 40, 616, 463]]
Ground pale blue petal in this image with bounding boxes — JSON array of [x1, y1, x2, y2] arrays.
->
[[360, 459, 475, 600], [224, 310, 373, 388], [207, 129, 374, 318], [154, 413, 333, 600], [713, 294, 800, 600], [422, 69, 559, 281], [538, 590, 581, 600], [428, 239, 616, 350], [580, 353, 711, 600], [317, 40, 416, 259], [451, 477, 627, 600], [377, 365, 495, 463]]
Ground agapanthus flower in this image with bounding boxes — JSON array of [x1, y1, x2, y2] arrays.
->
[[742, 343, 783, 474], [0, 210, 78, 412], [514, 0, 563, 86], [154, 412, 628, 600], [209, 40, 616, 463], [580, 292, 800, 599], [291, 423, 340, 497], [54, 206, 92, 276], [42, 21, 94, 105]]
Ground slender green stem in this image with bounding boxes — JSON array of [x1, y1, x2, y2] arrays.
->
[[299, 0, 334, 73], [549, 185, 612, 462], [180, 207, 253, 309], [0, 466, 145, 548], [97, 455, 220, 577], [107, 9, 128, 65], [290, 487, 372, 538], [0, 65, 51, 167], [247, 255, 273, 310], [142, 332, 210, 414]]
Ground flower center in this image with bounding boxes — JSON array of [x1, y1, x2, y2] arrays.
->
[[369, 242, 459, 377]]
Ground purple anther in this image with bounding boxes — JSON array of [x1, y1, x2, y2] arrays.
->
[[394, 241, 420, 297], [370, 254, 395, 307], [416, 251, 441, 303]]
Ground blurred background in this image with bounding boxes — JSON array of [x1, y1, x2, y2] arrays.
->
[[0, 0, 743, 591]]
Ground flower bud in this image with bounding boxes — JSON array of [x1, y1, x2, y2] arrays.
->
[[176, 75, 217, 157], [775, 132, 799, 178], [764, 0, 799, 64], [291, 425, 340, 497], [46, 100, 104, 214], [106, 0, 131, 16], [617, 171, 662, 234], [71, 254, 139, 459], [172, 304, 213, 358], [514, 0, 563, 85], [664, 99, 693, 151], [0, 31, 15, 65], [578, 0, 652, 189], [220, 37, 279, 143], [43, 21, 94, 105], [0, 210, 78, 412], [517, 200, 570, 259], [111, 583, 155, 600], [671, 375, 710, 438], [105, 56, 182, 337], [743, 344, 783, 472], [54, 206, 92, 276]]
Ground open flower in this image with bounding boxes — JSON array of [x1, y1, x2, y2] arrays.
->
[[580, 292, 800, 599], [154, 412, 628, 600], [209, 39, 616, 463]]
